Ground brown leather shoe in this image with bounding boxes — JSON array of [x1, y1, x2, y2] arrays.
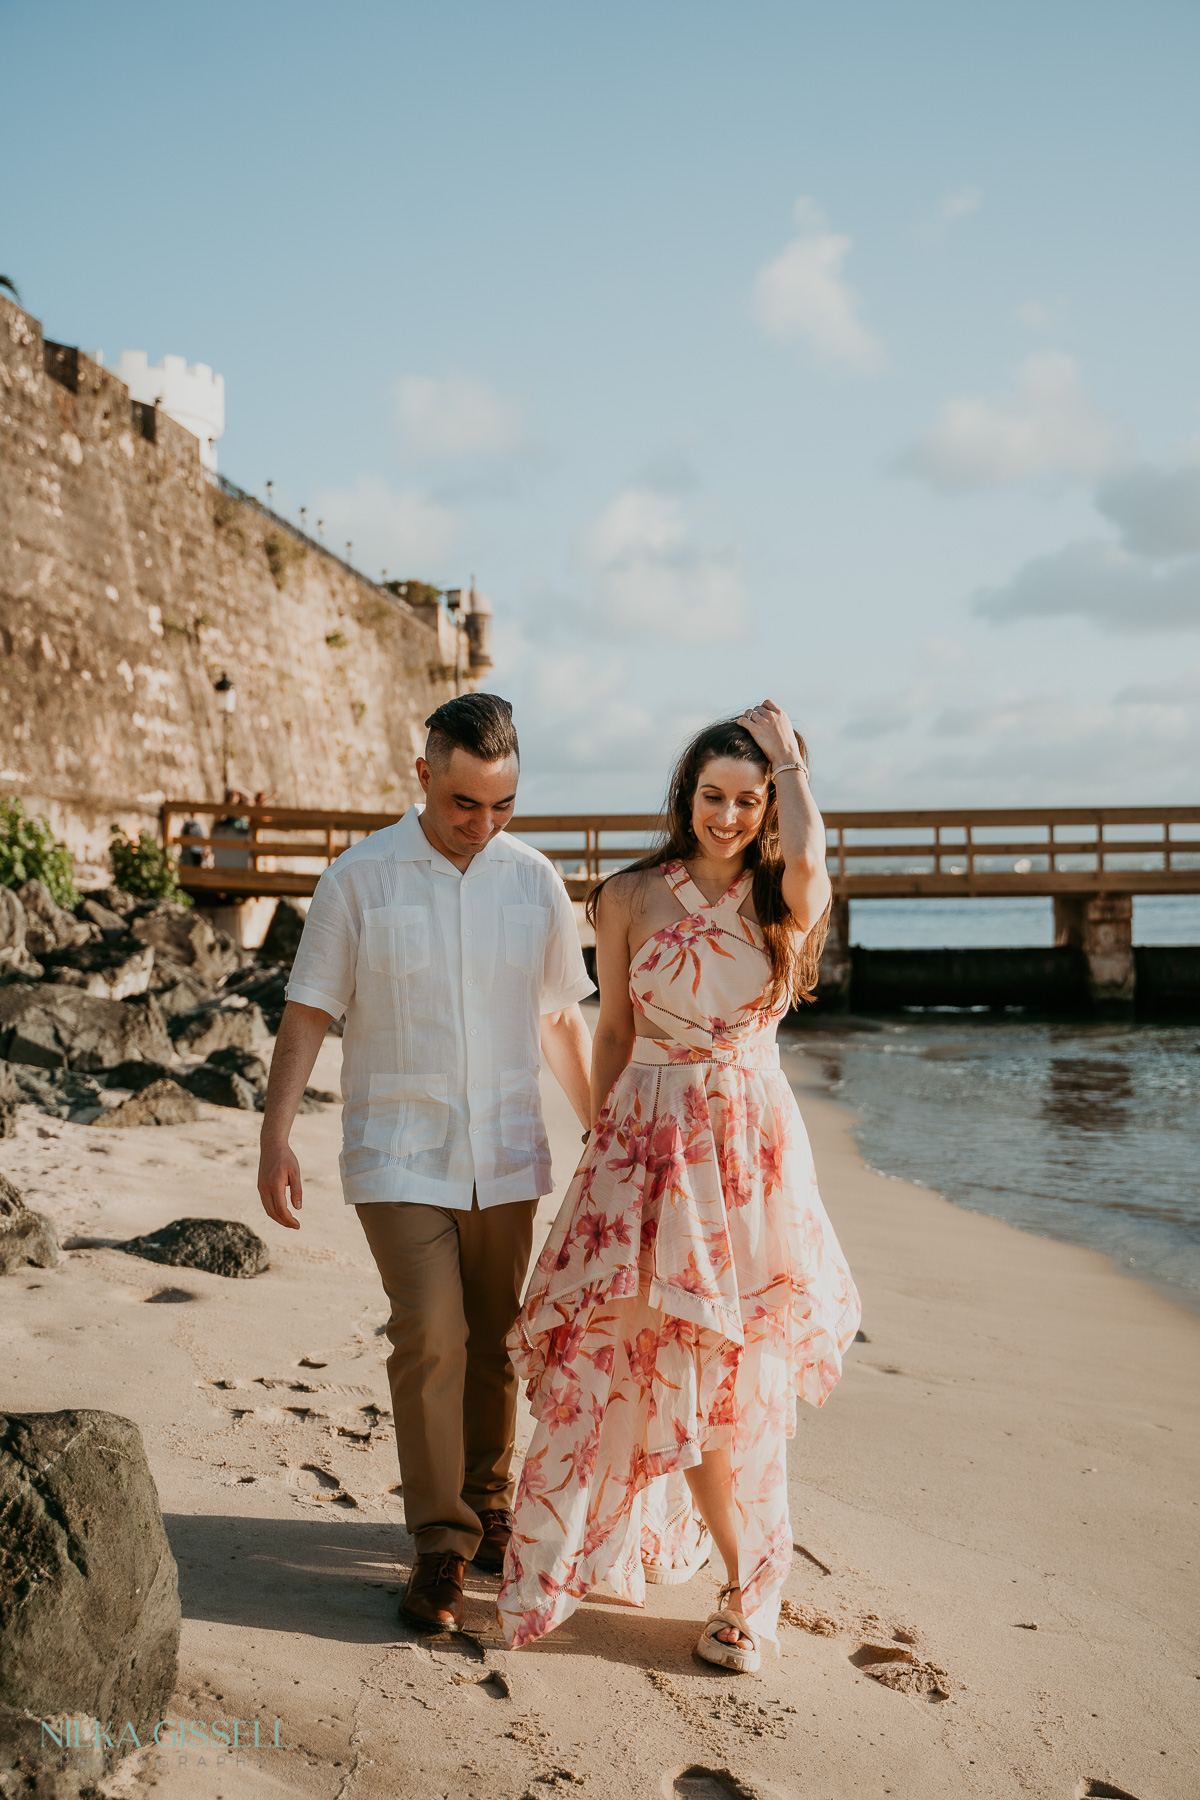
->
[[472, 1508, 513, 1574], [400, 1552, 466, 1632]]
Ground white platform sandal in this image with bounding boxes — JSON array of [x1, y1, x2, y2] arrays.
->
[[643, 1521, 713, 1586], [695, 1582, 761, 1674]]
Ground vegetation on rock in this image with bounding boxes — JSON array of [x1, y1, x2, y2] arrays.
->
[[0, 796, 79, 908], [109, 826, 191, 906]]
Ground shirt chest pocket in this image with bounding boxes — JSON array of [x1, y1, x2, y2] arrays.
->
[[362, 905, 431, 979], [503, 903, 549, 977]]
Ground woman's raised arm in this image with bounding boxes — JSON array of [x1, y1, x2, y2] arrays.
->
[[738, 699, 832, 935]]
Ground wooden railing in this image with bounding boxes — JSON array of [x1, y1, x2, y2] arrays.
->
[[160, 801, 1200, 902], [161, 801, 400, 898]]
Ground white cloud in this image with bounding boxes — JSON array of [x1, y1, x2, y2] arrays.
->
[[313, 476, 456, 578], [751, 197, 886, 373], [572, 485, 749, 642], [918, 683, 1200, 789], [924, 185, 982, 239], [394, 372, 526, 462], [973, 538, 1200, 632], [1095, 455, 1200, 557], [897, 351, 1129, 492]]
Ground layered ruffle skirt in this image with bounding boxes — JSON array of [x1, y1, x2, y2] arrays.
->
[[497, 1039, 861, 1649]]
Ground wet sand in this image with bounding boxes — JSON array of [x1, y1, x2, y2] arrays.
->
[[3, 1008, 1197, 1800]]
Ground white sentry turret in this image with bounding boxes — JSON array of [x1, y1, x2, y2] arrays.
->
[[115, 351, 226, 472]]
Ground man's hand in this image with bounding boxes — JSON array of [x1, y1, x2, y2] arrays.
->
[[257, 999, 333, 1232], [258, 1138, 304, 1230]]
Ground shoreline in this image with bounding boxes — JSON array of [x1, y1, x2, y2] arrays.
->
[[1, 1014, 1197, 1798], [781, 1013, 1200, 1322]]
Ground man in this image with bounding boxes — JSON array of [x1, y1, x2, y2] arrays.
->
[[257, 694, 593, 1631]]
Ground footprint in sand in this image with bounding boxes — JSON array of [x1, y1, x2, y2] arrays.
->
[[850, 1642, 950, 1700], [144, 1286, 197, 1303], [1076, 1783, 1143, 1799], [668, 1771, 769, 1800]]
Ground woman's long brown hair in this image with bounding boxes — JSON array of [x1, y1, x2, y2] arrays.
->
[[586, 718, 830, 1009]]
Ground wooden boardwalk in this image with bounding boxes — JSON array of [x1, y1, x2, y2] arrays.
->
[[162, 800, 1200, 903]]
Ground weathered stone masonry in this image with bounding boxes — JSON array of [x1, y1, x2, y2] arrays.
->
[[0, 296, 462, 866]]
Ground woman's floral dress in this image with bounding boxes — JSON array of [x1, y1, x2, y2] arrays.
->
[[497, 861, 861, 1649]]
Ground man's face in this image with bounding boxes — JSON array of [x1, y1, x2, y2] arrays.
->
[[416, 747, 520, 862]]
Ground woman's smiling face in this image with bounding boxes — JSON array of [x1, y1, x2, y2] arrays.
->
[[691, 756, 769, 861]]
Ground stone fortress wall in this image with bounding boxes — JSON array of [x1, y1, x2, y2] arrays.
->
[[0, 296, 486, 870]]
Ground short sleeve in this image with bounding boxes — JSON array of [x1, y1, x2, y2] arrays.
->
[[285, 869, 357, 1020], [538, 874, 596, 1014]]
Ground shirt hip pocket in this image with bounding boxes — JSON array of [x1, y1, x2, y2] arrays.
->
[[362, 905, 431, 978], [362, 1072, 450, 1157], [502, 903, 549, 976], [499, 1066, 544, 1154]]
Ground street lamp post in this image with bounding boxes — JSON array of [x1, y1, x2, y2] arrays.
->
[[214, 672, 237, 795], [445, 588, 463, 695]]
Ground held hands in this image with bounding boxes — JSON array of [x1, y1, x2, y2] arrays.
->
[[257, 1140, 304, 1230], [737, 699, 803, 774]]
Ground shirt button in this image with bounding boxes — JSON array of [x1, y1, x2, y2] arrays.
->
[[467, 979, 475, 986], [464, 929, 473, 937], [470, 1029, 478, 1037]]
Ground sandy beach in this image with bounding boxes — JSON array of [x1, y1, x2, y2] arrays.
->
[[3, 1005, 1198, 1800]]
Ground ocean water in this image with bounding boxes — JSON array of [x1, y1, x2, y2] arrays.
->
[[849, 892, 1200, 948], [783, 896, 1200, 1312]]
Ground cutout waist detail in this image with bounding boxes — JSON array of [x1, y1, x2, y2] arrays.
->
[[629, 1037, 781, 1071]]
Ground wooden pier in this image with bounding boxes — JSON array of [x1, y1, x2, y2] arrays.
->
[[161, 800, 1200, 1016]]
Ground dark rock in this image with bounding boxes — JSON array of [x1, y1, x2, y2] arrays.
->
[[205, 1045, 268, 1087], [39, 941, 154, 1001], [102, 1059, 176, 1093], [93, 1080, 201, 1130], [0, 889, 26, 968], [11, 1067, 104, 1123], [118, 1217, 269, 1278], [77, 897, 126, 934], [150, 969, 221, 1017], [222, 964, 287, 1032], [170, 1001, 266, 1057], [178, 1065, 257, 1110], [0, 889, 40, 984], [0, 1698, 109, 1794], [87, 886, 139, 918], [128, 906, 237, 984], [258, 899, 306, 969], [0, 1410, 179, 1731], [0, 987, 172, 1072], [16, 883, 94, 960], [0, 1175, 58, 1276]]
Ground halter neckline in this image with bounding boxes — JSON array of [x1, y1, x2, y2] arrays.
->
[[662, 858, 752, 920]]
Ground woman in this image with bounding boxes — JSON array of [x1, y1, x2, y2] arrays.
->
[[497, 702, 860, 1671]]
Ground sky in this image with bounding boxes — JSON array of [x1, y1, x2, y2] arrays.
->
[[7, 0, 1200, 811]]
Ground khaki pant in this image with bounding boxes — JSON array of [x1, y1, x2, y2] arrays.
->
[[356, 1196, 537, 1558]]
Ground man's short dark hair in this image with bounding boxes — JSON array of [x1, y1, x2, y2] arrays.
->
[[423, 693, 519, 771]]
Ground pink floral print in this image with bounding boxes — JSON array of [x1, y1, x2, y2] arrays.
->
[[497, 861, 861, 1650]]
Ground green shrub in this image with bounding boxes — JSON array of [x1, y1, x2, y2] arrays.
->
[[0, 796, 79, 908], [109, 825, 191, 906]]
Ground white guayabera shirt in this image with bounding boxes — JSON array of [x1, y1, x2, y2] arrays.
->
[[286, 805, 594, 1210]]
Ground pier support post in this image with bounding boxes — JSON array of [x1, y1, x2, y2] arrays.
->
[[1053, 894, 1135, 1014], [816, 896, 852, 1010]]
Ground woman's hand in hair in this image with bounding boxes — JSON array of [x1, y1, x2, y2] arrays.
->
[[737, 699, 802, 771]]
